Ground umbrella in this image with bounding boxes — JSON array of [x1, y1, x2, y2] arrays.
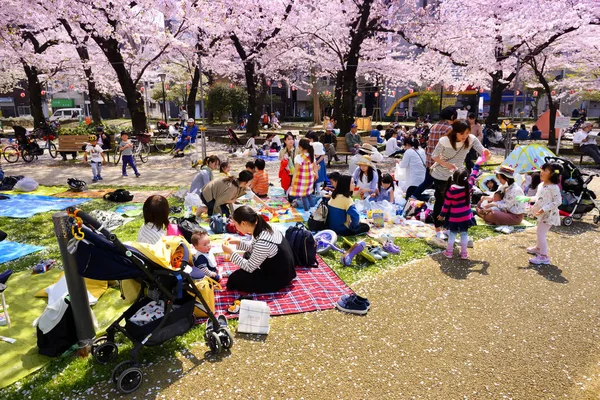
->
[[503, 144, 556, 173]]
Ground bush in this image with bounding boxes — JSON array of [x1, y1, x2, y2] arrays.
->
[[0, 116, 35, 128]]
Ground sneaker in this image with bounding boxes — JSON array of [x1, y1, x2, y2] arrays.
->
[[122, 174, 128, 177], [92, 176, 98, 182], [443, 249, 453, 258], [97, 176, 103, 180], [335, 294, 369, 315], [135, 173, 141, 178], [438, 232, 448, 240], [428, 236, 447, 249], [367, 248, 382, 260], [372, 247, 389, 258], [526, 246, 540, 255], [460, 251, 468, 260], [500, 226, 514, 234], [467, 239, 474, 248], [529, 255, 550, 265], [382, 241, 400, 254], [339, 294, 370, 309]]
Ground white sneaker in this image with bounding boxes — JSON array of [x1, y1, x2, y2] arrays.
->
[[437, 231, 448, 240]]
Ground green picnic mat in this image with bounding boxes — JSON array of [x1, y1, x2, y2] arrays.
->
[[0, 269, 128, 389], [0, 186, 66, 197]]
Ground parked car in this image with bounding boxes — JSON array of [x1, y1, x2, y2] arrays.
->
[[49, 108, 82, 122]]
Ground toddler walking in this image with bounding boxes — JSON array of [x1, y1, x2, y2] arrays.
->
[[438, 159, 483, 259], [119, 132, 141, 178], [83, 134, 106, 182], [520, 163, 563, 265]]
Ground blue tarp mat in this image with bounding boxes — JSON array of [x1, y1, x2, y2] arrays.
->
[[255, 155, 279, 161], [0, 194, 91, 218], [0, 241, 44, 264]]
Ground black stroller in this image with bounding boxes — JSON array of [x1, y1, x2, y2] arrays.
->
[[13, 126, 43, 162], [66, 208, 233, 394], [227, 127, 243, 153], [544, 156, 600, 226]]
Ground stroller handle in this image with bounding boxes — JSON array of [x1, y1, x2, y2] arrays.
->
[[66, 207, 114, 240]]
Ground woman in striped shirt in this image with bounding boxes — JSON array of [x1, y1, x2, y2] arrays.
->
[[222, 206, 297, 293], [137, 195, 169, 244], [429, 120, 491, 243]]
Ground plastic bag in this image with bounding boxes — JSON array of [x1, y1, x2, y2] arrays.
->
[[355, 199, 372, 213], [13, 177, 39, 192], [370, 200, 397, 222], [184, 192, 202, 217], [395, 164, 408, 191]]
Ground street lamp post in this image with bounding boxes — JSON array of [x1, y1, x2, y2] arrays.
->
[[158, 73, 167, 122]]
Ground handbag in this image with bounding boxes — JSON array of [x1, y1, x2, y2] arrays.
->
[[307, 200, 329, 231], [188, 277, 222, 318]]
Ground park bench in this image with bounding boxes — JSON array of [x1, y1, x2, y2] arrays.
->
[[572, 144, 591, 165], [57, 135, 114, 161], [335, 135, 379, 163]]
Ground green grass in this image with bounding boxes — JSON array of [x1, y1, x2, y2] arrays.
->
[[0, 185, 501, 400]]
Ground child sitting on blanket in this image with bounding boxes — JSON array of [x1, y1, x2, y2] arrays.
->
[[190, 230, 221, 281], [252, 158, 269, 198], [370, 173, 395, 203]]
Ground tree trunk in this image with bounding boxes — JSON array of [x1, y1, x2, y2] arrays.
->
[[188, 65, 200, 119], [311, 67, 321, 125], [332, 71, 343, 123], [338, 67, 358, 135], [241, 60, 265, 136], [90, 36, 147, 133], [485, 72, 510, 126], [531, 67, 557, 147], [99, 94, 117, 119], [22, 63, 45, 128]]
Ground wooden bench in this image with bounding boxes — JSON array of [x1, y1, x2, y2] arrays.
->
[[57, 135, 114, 161], [335, 135, 379, 163], [572, 144, 590, 165]]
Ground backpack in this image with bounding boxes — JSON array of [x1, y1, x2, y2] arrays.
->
[[103, 189, 134, 202], [209, 214, 227, 234], [285, 223, 318, 268], [307, 200, 328, 232], [176, 216, 203, 242]]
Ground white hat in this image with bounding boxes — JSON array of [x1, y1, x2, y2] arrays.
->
[[312, 142, 325, 156], [187, 118, 195, 123]]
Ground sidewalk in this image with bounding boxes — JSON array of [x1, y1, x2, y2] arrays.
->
[[85, 221, 600, 399]]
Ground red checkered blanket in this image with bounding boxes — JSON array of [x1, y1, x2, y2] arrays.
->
[[213, 255, 352, 318]]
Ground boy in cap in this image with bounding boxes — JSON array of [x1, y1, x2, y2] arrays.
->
[[83, 134, 106, 182]]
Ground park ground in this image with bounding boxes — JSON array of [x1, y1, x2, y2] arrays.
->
[[1, 135, 600, 399]]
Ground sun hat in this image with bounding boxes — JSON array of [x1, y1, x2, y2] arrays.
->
[[88, 134, 97, 141], [356, 155, 374, 169], [187, 118, 195, 123], [359, 143, 374, 154], [494, 165, 515, 179], [312, 142, 325, 156]]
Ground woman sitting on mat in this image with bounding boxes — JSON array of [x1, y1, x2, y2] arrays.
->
[[476, 166, 526, 225], [137, 195, 169, 244], [326, 174, 370, 236], [221, 206, 297, 293]]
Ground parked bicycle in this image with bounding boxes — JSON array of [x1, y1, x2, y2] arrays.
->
[[113, 132, 151, 165], [2, 126, 45, 163]]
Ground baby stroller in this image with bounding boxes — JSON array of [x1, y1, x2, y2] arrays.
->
[[13, 126, 43, 162], [227, 127, 243, 153], [544, 156, 600, 226], [65, 208, 233, 394]]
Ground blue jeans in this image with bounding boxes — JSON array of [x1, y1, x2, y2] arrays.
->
[[290, 195, 315, 211], [122, 155, 139, 176], [174, 137, 190, 152], [410, 168, 434, 201]]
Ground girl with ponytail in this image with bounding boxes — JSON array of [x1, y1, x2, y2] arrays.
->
[[288, 138, 316, 210]]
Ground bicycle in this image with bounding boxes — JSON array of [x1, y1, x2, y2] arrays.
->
[[33, 124, 58, 159], [113, 133, 151, 165], [2, 126, 44, 163], [153, 128, 179, 153]]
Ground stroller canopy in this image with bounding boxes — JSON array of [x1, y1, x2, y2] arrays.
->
[[503, 144, 556, 173]]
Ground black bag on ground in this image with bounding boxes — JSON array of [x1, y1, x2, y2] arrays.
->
[[176, 216, 203, 242], [36, 297, 78, 357], [307, 200, 328, 232], [103, 189, 134, 202], [285, 222, 318, 268]]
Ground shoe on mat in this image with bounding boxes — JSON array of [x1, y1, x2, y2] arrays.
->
[[529, 255, 550, 265], [372, 247, 389, 258], [367, 247, 382, 260], [428, 236, 447, 249], [382, 241, 400, 254], [443, 249, 453, 259], [339, 294, 370, 309], [526, 246, 540, 255], [335, 295, 369, 315]]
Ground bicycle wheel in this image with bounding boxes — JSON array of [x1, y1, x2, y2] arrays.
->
[[22, 149, 35, 163], [113, 147, 121, 165], [183, 142, 196, 155], [48, 142, 58, 158], [139, 143, 150, 163], [154, 132, 175, 153], [3, 145, 19, 163]]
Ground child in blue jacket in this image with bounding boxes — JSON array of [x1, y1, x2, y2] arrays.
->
[[326, 175, 370, 236]]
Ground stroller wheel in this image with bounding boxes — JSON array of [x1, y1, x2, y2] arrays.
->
[[112, 360, 135, 383], [208, 331, 222, 355], [116, 366, 143, 394], [219, 327, 234, 350], [594, 215, 600, 224], [562, 217, 573, 226], [93, 342, 118, 364]]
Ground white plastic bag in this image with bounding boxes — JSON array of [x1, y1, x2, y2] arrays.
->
[[355, 199, 372, 213], [238, 300, 270, 334], [183, 192, 202, 217], [395, 164, 408, 191], [13, 177, 39, 192]]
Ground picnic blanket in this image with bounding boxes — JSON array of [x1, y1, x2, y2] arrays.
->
[[0, 194, 91, 218], [0, 269, 129, 389], [213, 255, 352, 318], [255, 155, 279, 162], [474, 215, 536, 228], [237, 195, 306, 223], [0, 241, 44, 264], [367, 219, 437, 239], [0, 185, 65, 197], [114, 204, 143, 217], [54, 189, 173, 203]]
